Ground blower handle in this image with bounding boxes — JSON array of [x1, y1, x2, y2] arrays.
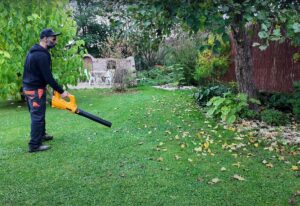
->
[[54, 91, 76, 106]]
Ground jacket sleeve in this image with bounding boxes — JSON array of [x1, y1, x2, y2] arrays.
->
[[37, 53, 64, 94]]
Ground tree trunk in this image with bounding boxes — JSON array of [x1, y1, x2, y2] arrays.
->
[[231, 25, 258, 99]]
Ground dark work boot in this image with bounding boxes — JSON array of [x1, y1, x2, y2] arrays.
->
[[29, 145, 51, 153], [42, 134, 53, 141]]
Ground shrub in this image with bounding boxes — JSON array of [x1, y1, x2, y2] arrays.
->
[[137, 64, 184, 86], [163, 31, 205, 85], [206, 92, 250, 124], [239, 108, 260, 120], [194, 34, 230, 84], [194, 84, 232, 106], [290, 82, 300, 120], [260, 109, 289, 126], [194, 49, 229, 82], [268, 93, 292, 112]]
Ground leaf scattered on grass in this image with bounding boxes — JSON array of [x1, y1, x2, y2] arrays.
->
[[291, 165, 299, 171], [232, 162, 241, 168], [197, 177, 204, 182], [220, 167, 226, 171], [208, 178, 221, 185], [175, 155, 181, 160], [157, 157, 164, 162], [233, 174, 245, 181], [165, 130, 171, 135]]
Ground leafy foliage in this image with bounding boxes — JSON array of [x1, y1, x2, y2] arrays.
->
[[195, 34, 230, 83], [73, 0, 112, 58], [290, 82, 300, 120], [239, 108, 260, 120], [118, 1, 300, 98], [163, 30, 205, 85], [194, 84, 232, 106], [206, 92, 250, 125], [0, 0, 85, 100], [137, 64, 184, 86], [260, 109, 289, 126], [268, 93, 293, 112]]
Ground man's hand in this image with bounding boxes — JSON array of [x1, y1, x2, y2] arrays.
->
[[61, 91, 70, 98]]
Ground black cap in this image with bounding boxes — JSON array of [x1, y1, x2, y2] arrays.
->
[[40, 28, 61, 39]]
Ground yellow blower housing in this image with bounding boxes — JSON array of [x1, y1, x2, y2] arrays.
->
[[51, 91, 77, 113]]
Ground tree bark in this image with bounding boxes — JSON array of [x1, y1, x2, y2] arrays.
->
[[231, 24, 258, 99]]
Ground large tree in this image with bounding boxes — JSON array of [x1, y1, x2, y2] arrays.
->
[[0, 0, 85, 100], [124, 0, 300, 98], [73, 0, 111, 57]]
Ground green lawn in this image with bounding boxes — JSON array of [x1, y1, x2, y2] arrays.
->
[[0, 86, 299, 206]]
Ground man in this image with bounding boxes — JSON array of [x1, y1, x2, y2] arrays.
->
[[23, 28, 70, 153]]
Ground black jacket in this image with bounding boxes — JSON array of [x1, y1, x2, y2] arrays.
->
[[22, 44, 64, 93]]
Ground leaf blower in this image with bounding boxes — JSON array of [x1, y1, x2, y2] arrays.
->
[[50, 91, 112, 128]]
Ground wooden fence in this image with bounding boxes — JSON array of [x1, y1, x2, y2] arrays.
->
[[222, 33, 300, 93]]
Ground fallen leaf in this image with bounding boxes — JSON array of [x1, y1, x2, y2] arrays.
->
[[180, 143, 187, 149], [262, 160, 268, 164], [266, 163, 273, 168], [232, 162, 241, 168], [221, 167, 226, 171], [291, 165, 299, 171], [157, 157, 164, 162], [203, 142, 210, 149], [165, 130, 171, 135], [188, 158, 193, 163], [254, 143, 259, 147], [194, 146, 202, 152], [208, 178, 221, 185], [233, 174, 245, 181], [175, 155, 181, 160], [197, 177, 204, 182]]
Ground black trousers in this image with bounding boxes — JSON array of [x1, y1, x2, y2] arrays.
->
[[23, 88, 46, 149]]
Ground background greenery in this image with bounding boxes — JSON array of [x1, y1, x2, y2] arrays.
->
[[0, 0, 85, 100]]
